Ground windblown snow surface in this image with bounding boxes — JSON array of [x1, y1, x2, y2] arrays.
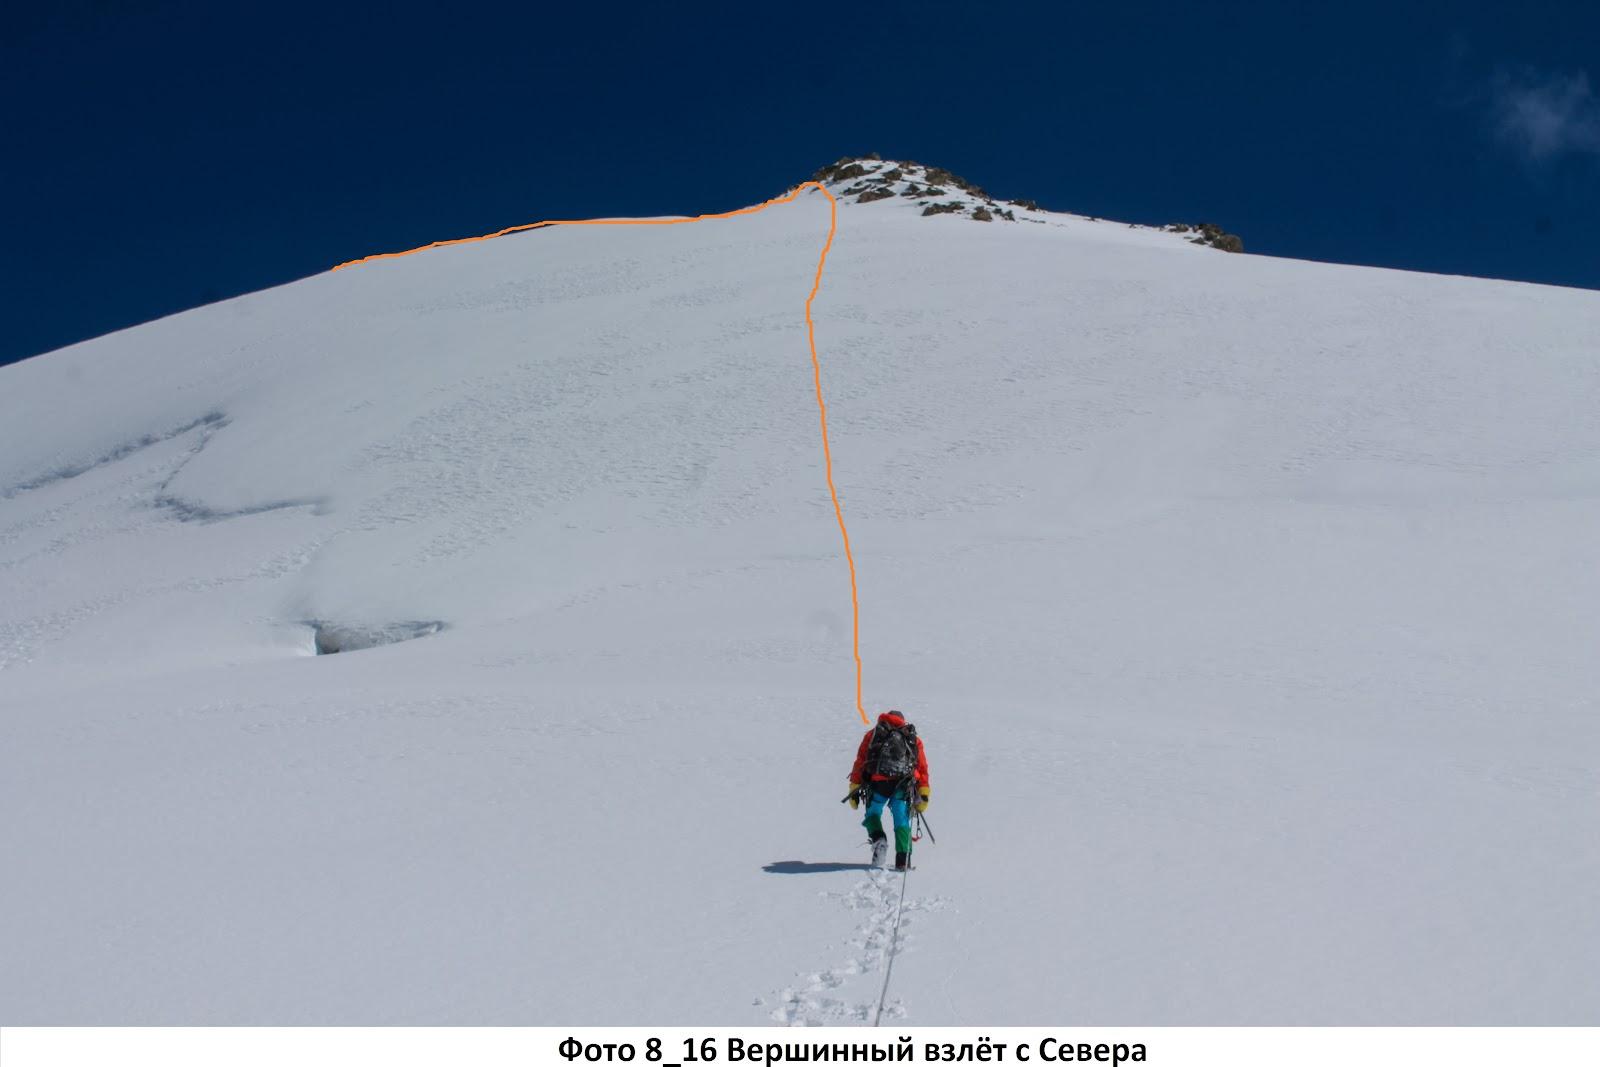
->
[[2, 163, 1597, 1025]]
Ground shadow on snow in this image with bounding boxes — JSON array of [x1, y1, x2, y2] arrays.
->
[[762, 860, 877, 875]]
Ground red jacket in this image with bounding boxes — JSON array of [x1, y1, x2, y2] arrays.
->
[[850, 711, 930, 790]]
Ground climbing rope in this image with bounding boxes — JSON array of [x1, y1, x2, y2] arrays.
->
[[871, 864, 912, 1027]]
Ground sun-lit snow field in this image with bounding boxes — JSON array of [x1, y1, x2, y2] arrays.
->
[[3, 164, 1597, 1024]]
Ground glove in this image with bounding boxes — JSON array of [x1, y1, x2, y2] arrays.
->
[[847, 781, 862, 810], [915, 786, 930, 813]]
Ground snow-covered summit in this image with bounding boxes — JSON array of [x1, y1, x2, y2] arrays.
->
[[806, 155, 1244, 250], [810, 155, 1025, 221]]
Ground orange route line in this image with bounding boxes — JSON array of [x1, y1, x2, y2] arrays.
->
[[328, 182, 869, 725]]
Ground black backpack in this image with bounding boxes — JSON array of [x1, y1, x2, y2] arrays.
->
[[868, 720, 918, 781]]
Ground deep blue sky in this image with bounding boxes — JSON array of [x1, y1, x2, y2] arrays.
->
[[4, 0, 1598, 367]]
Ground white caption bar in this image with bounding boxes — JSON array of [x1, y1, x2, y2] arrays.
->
[[2, 1025, 1596, 1067]]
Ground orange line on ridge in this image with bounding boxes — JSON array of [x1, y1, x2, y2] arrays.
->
[[328, 182, 869, 725]]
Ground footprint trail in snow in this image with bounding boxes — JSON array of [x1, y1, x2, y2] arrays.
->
[[765, 868, 948, 1025]]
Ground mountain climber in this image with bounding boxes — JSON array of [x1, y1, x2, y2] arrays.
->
[[846, 710, 930, 871]]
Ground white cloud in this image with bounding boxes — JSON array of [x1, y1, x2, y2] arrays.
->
[[1490, 69, 1600, 163]]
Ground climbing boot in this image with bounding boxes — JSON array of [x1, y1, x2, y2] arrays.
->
[[869, 837, 888, 867]]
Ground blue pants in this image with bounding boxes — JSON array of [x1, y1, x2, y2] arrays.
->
[[863, 788, 912, 853]]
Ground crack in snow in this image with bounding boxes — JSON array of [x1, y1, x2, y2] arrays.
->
[[154, 494, 327, 523], [1, 412, 227, 500]]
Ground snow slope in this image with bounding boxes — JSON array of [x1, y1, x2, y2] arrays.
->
[[2, 160, 1597, 1024]]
